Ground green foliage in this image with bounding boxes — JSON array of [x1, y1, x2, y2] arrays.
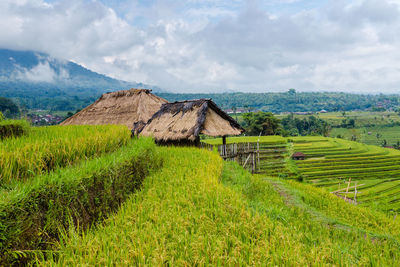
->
[[0, 119, 30, 139], [0, 112, 3, 122], [0, 125, 130, 185], [242, 111, 281, 135], [158, 92, 400, 113], [280, 114, 331, 136], [0, 97, 19, 118], [341, 118, 356, 128], [0, 138, 161, 265]]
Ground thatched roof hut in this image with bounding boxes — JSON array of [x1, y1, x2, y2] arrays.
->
[[61, 89, 167, 130], [139, 99, 244, 145], [292, 152, 306, 160]]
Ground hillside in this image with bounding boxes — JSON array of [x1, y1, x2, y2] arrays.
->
[[2, 124, 400, 265], [38, 144, 400, 265], [0, 49, 162, 110], [204, 136, 400, 213], [292, 137, 400, 212]]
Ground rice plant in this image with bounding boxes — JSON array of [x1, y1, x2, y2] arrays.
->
[[0, 124, 130, 185], [37, 148, 400, 265]]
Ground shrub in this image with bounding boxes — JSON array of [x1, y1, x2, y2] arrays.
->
[[0, 119, 30, 139]]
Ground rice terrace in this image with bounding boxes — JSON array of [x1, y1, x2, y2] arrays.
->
[[4, 0, 400, 265], [1, 88, 400, 266]]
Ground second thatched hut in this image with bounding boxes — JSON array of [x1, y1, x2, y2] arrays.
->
[[139, 99, 244, 145]]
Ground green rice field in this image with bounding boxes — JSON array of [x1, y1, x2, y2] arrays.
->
[[330, 126, 400, 146], [292, 136, 400, 212], [0, 124, 130, 186], [205, 135, 400, 212], [2, 125, 400, 265], [36, 143, 400, 265]]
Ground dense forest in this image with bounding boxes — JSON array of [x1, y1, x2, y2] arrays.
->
[[0, 97, 20, 117], [241, 111, 331, 137], [158, 90, 399, 113], [4, 89, 400, 113]]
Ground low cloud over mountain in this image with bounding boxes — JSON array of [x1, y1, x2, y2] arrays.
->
[[1, 0, 400, 93], [0, 49, 162, 99]]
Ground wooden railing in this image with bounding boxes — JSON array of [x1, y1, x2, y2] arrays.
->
[[201, 142, 261, 174]]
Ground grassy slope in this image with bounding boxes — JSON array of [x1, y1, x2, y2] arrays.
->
[[331, 126, 400, 146], [0, 125, 130, 185], [40, 146, 400, 265], [291, 137, 400, 211], [222, 162, 400, 265], [204, 135, 400, 211], [0, 138, 160, 265]]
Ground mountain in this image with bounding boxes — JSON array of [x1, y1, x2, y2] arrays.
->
[[0, 49, 163, 109]]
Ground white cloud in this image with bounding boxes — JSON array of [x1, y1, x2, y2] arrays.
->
[[14, 61, 54, 83], [12, 57, 70, 83], [1, 0, 400, 93]]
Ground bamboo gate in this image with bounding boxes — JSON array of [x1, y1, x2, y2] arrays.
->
[[201, 142, 265, 174]]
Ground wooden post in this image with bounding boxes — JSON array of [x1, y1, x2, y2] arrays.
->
[[222, 136, 227, 156], [257, 140, 260, 172], [252, 152, 255, 174], [344, 178, 351, 200], [243, 153, 251, 168], [354, 182, 358, 204]]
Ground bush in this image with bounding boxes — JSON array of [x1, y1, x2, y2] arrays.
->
[[0, 119, 30, 139]]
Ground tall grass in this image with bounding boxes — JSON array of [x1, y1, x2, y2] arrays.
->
[[221, 162, 400, 265], [0, 137, 161, 265], [0, 125, 130, 185], [38, 146, 400, 265]]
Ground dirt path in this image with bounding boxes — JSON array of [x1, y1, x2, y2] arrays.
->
[[265, 177, 354, 232]]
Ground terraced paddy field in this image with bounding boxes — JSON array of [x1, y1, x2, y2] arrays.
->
[[330, 126, 400, 147], [292, 136, 400, 212], [205, 135, 400, 212], [35, 145, 400, 266], [3, 128, 400, 265]]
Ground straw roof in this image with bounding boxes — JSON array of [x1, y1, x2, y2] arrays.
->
[[61, 89, 167, 129], [139, 99, 244, 142]]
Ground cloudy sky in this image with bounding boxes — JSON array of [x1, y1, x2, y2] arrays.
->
[[1, 0, 400, 93]]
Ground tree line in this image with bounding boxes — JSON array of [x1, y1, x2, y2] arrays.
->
[[241, 112, 331, 137]]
